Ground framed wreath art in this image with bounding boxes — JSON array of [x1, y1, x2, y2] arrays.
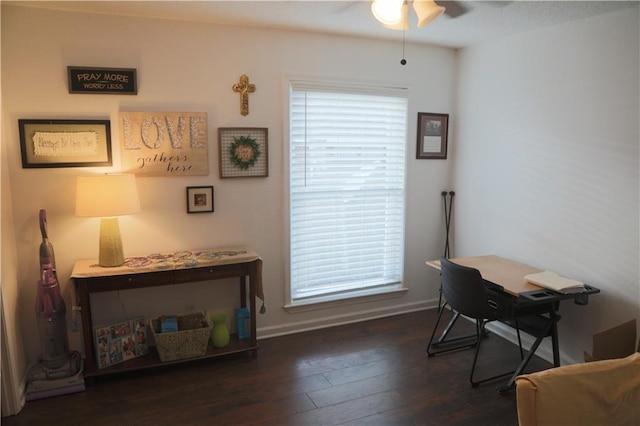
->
[[218, 127, 268, 178]]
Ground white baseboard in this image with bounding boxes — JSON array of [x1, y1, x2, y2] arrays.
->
[[257, 301, 574, 367], [1, 365, 26, 418], [485, 321, 577, 366], [258, 299, 439, 339]]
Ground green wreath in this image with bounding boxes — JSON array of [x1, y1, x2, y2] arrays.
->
[[229, 135, 261, 170]]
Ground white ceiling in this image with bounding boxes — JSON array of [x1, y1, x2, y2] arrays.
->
[[7, 1, 638, 48]]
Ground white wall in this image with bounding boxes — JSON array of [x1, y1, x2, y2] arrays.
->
[[1, 4, 454, 403], [455, 6, 640, 364], [1, 3, 28, 415]]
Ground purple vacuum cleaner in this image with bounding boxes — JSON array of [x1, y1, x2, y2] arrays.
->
[[26, 210, 84, 401]]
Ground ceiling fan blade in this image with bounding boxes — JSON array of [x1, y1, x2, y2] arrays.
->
[[436, 1, 470, 18], [331, 1, 361, 15]]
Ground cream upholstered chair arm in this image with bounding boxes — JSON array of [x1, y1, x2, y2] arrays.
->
[[515, 352, 640, 426]]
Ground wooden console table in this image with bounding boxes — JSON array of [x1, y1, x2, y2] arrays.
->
[[71, 247, 263, 380]]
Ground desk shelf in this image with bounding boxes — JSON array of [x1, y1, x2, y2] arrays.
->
[[86, 335, 258, 378]]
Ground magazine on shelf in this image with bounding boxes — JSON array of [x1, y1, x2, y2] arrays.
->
[[94, 316, 149, 369]]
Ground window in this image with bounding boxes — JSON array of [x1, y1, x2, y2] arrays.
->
[[288, 79, 408, 306]]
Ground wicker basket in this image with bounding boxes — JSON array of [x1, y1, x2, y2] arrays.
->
[[151, 313, 211, 362]]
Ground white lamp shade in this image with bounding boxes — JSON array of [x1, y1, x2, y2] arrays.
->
[[382, 3, 410, 30], [75, 174, 141, 218], [371, 0, 405, 25], [413, 0, 445, 28], [76, 174, 140, 267]]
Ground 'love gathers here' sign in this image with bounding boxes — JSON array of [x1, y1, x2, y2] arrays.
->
[[68, 66, 137, 95], [119, 112, 209, 176]]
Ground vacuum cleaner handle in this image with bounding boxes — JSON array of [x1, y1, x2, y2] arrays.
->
[[39, 209, 48, 240]]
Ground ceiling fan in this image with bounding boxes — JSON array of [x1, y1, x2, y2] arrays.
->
[[371, 0, 469, 30]]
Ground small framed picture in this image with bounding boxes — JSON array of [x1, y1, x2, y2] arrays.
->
[[19, 119, 112, 168], [416, 112, 449, 159], [186, 186, 214, 214], [219, 127, 268, 178]]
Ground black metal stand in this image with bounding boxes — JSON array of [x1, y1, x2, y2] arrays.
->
[[437, 191, 455, 312], [442, 190, 454, 260]]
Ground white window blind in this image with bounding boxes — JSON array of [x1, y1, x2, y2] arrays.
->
[[289, 80, 408, 303]]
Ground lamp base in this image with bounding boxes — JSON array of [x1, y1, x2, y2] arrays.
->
[[99, 217, 125, 267]]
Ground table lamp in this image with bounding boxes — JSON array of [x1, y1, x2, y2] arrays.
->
[[75, 174, 141, 267]]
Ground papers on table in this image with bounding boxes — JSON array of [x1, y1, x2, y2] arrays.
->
[[524, 270, 586, 294]]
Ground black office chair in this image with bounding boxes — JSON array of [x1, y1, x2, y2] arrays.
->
[[431, 257, 526, 387]]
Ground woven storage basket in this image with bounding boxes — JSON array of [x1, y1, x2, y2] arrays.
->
[[151, 313, 211, 362]]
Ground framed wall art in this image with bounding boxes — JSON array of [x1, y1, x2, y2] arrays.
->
[[19, 119, 112, 168], [186, 186, 214, 213], [119, 112, 209, 176], [416, 112, 449, 159], [68, 66, 138, 95], [218, 127, 268, 178]]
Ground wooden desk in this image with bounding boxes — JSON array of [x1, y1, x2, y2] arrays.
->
[[426, 255, 599, 303], [426, 255, 600, 392], [72, 247, 263, 380], [426, 255, 542, 296]]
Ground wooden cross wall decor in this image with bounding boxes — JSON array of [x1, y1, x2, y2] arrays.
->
[[232, 74, 256, 116]]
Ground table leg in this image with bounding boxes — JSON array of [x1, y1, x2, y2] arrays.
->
[[240, 275, 247, 309], [497, 307, 556, 394], [249, 260, 258, 357], [550, 309, 560, 367], [75, 280, 97, 376], [497, 330, 548, 394]]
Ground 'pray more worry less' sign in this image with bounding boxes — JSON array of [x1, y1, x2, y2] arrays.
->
[[68, 66, 137, 95]]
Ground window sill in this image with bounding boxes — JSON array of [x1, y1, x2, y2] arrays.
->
[[284, 286, 408, 314]]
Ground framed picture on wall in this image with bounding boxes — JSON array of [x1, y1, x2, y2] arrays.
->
[[19, 119, 112, 168], [218, 127, 268, 178], [416, 112, 449, 159], [186, 186, 214, 213]]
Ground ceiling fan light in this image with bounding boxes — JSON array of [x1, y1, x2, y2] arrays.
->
[[371, 0, 405, 25], [382, 3, 410, 30], [413, 0, 445, 28]]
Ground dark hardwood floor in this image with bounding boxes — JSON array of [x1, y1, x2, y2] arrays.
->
[[3, 309, 552, 425]]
